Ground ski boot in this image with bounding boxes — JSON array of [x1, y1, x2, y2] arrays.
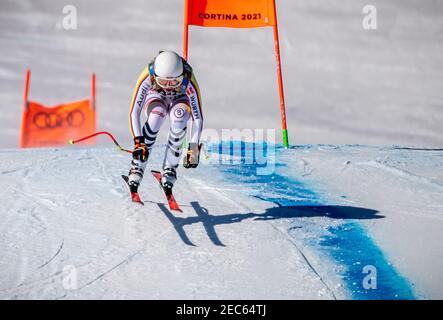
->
[[127, 160, 145, 192], [161, 166, 177, 191]]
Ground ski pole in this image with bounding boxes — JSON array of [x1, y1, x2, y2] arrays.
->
[[68, 131, 133, 154]]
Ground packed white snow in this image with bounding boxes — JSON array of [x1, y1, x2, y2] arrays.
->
[[0, 144, 442, 299], [0, 146, 339, 299]]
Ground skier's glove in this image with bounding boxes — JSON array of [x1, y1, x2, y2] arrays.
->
[[183, 142, 200, 169], [132, 136, 149, 162]]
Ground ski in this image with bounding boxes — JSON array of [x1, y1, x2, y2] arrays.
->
[[121, 175, 144, 205], [151, 170, 181, 212]]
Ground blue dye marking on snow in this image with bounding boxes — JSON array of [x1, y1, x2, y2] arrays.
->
[[208, 141, 416, 300]]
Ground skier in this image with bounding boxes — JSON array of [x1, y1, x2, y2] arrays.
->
[[126, 51, 203, 194]]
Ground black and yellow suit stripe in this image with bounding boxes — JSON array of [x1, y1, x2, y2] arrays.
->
[[128, 65, 151, 138], [189, 73, 203, 118]]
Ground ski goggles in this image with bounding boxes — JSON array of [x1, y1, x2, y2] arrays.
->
[[155, 75, 184, 90]]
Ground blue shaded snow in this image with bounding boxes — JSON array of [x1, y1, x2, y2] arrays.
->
[[207, 141, 416, 300]]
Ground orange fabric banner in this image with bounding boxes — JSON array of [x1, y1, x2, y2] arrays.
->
[[20, 99, 96, 148], [187, 0, 276, 28]]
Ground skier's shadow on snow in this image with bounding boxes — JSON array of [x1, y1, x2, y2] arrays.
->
[[158, 202, 225, 247], [157, 201, 384, 247]]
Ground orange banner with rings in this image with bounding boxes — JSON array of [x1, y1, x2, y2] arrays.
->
[[19, 99, 96, 148], [187, 0, 276, 28]]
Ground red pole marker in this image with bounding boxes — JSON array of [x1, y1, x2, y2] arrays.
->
[[91, 73, 96, 109], [183, 0, 190, 60], [19, 69, 31, 148]]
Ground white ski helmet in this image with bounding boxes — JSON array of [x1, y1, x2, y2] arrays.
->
[[154, 51, 184, 90]]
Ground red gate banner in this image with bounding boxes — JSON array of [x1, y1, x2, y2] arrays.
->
[[19, 70, 96, 148], [186, 0, 276, 28], [19, 100, 96, 148]]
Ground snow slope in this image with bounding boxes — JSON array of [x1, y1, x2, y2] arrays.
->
[[0, 145, 337, 299], [281, 144, 443, 299], [1, 143, 441, 299]]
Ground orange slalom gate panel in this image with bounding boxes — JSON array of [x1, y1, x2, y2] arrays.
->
[[19, 99, 96, 148], [186, 0, 276, 28]]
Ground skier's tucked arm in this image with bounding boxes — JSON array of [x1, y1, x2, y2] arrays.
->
[[187, 74, 204, 144], [184, 74, 204, 168], [129, 65, 152, 161], [129, 65, 152, 139]]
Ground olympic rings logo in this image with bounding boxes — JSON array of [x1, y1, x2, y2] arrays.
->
[[33, 110, 85, 129]]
